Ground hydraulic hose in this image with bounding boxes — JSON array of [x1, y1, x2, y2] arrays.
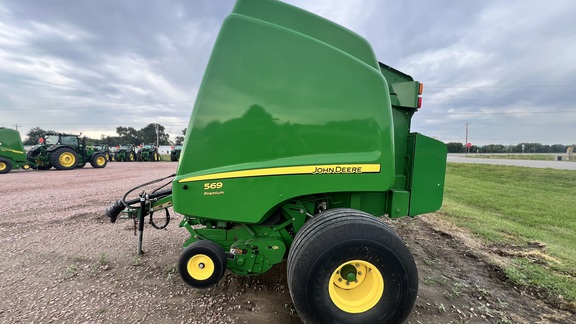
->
[[121, 173, 176, 207], [105, 173, 175, 222]]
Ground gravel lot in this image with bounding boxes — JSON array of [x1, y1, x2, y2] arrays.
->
[[0, 163, 573, 323]]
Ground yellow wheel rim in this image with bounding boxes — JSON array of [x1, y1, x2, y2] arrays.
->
[[96, 156, 106, 166], [23, 164, 30, 170], [187, 254, 215, 280], [59, 152, 76, 167], [328, 260, 384, 313], [0, 162, 6, 171]]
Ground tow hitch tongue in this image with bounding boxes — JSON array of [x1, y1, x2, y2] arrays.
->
[[106, 189, 172, 255], [105, 174, 173, 255]]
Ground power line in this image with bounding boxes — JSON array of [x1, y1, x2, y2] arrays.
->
[[425, 85, 576, 88], [418, 110, 576, 115]]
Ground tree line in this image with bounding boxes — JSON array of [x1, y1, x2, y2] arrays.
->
[[447, 142, 575, 154], [23, 124, 187, 146], [21, 126, 574, 153]]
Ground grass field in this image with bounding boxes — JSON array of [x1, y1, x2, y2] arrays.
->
[[442, 163, 576, 309]]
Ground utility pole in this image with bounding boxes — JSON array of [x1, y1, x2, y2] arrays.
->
[[156, 123, 159, 147], [465, 122, 470, 154], [13, 124, 20, 131]]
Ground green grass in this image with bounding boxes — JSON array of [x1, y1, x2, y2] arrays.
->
[[442, 163, 576, 309], [159, 154, 176, 162]]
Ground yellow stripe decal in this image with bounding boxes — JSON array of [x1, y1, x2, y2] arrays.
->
[[178, 164, 381, 183], [0, 148, 24, 154]]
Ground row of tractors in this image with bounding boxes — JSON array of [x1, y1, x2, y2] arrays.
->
[[0, 127, 183, 174], [108, 144, 182, 162], [108, 144, 160, 162]]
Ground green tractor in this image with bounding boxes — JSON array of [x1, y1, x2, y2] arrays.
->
[[0, 127, 31, 174], [106, 1, 446, 322], [111, 144, 136, 162], [27, 133, 108, 170], [89, 143, 111, 161], [136, 143, 160, 161], [170, 144, 183, 162]]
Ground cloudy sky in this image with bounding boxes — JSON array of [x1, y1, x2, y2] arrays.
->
[[1, 0, 575, 146]]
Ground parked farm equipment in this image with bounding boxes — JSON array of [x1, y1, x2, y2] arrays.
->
[[136, 143, 160, 161], [0, 127, 31, 174], [111, 144, 136, 162], [170, 144, 182, 162], [106, 0, 447, 322], [27, 133, 108, 170], [88, 143, 111, 161]]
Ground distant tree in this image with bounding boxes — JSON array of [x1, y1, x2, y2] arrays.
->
[[175, 128, 187, 145], [510, 142, 553, 153], [100, 135, 121, 146], [553, 145, 563, 153], [23, 127, 56, 145], [446, 142, 464, 153], [481, 144, 506, 153], [140, 123, 170, 145], [116, 126, 140, 145]]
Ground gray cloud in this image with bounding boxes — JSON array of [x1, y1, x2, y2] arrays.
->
[[1, 0, 575, 145]]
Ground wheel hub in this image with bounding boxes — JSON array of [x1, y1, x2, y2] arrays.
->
[[60, 152, 75, 167], [329, 260, 384, 313], [186, 254, 215, 280]]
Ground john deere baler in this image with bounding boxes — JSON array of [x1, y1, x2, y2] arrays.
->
[[0, 128, 31, 174], [106, 1, 446, 322]]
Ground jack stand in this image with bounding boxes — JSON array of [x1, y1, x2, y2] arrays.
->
[[137, 193, 146, 255]]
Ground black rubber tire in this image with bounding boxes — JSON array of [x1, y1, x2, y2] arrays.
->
[[287, 208, 418, 324], [127, 152, 135, 162], [90, 153, 108, 168], [170, 153, 177, 162], [0, 157, 12, 174], [178, 240, 227, 288], [136, 152, 142, 161], [50, 147, 78, 170]]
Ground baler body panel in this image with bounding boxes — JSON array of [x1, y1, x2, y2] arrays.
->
[[0, 128, 28, 164], [174, 0, 396, 223], [408, 133, 447, 216]]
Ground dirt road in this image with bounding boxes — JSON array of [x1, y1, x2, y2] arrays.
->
[[0, 163, 572, 323]]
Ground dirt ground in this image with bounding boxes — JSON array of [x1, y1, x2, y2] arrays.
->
[[0, 162, 573, 323]]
